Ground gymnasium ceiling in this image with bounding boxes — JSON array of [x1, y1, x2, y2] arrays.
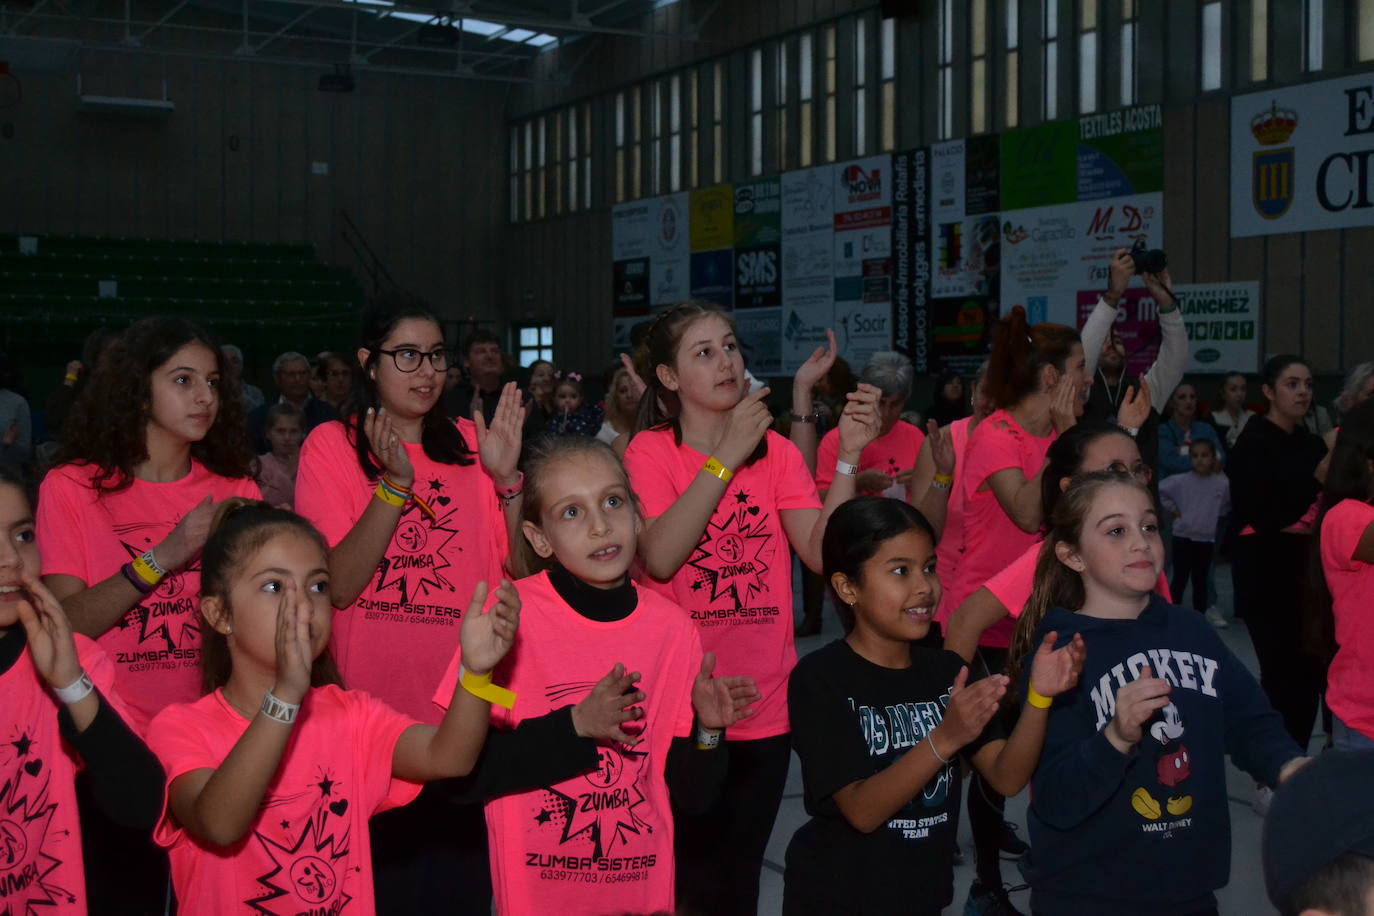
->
[[0, 0, 709, 83]]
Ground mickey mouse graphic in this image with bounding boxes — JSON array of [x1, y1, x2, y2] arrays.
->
[[1130, 702, 1194, 820]]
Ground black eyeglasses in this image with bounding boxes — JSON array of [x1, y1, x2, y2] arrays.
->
[[1106, 460, 1153, 483], [376, 348, 451, 373]]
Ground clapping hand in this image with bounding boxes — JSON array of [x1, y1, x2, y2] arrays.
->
[[458, 580, 521, 677], [475, 382, 526, 485], [691, 652, 760, 730], [1026, 631, 1087, 700], [15, 571, 83, 691], [365, 407, 415, 488], [571, 663, 648, 747]]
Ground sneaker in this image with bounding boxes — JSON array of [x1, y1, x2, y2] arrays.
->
[[1205, 607, 1229, 629], [964, 879, 1027, 916], [1253, 783, 1273, 817], [998, 820, 1029, 859]]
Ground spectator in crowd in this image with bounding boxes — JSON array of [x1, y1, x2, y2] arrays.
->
[[1263, 751, 1373, 916], [813, 351, 925, 503], [0, 351, 32, 472], [1158, 382, 1225, 480], [1334, 361, 1374, 426], [445, 328, 510, 425], [1080, 248, 1186, 477], [543, 372, 603, 438], [1210, 371, 1256, 450], [254, 401, 304, 508], [1160, 439, 1231, 627], [47, 326, 120, 442], [220, 343, 265, 413], [315, 351, 354, 415], [596, 364, 637, 445], [1228, 354, 1328, 799], [247, 351, 337, 453], [926, 367, 970, 428], [521, 358, 557, 445]]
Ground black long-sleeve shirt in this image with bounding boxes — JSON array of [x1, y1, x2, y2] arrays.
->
[[1225, 414, 1325, 536]]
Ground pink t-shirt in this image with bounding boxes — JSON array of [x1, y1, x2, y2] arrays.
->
[[934, 416, 975, 625], [624, 428, 821, 740], [1322, 499, 1374, 739], [255, 453, 296, 509], [0, 635, 123, 915], [36, 460, 262, 729], [433, 572, 700, 916], [944, 410, 1055, 649], [815, 419, 926, 500], [983, 540, 1172, 621], [148, 685, 421, 916], [295, 419, 508, 724]]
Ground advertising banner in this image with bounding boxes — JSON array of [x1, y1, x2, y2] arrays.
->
[[689, 249, 734, 308], [735, 307, 782, 376], [1172, 281, 1263, 373], [650, 193, 690, 305], [892, 148, 932, 373], [689, 185, 734, 251], [833, 155, 893, 366], [734, 179, 782, 247], [781, 166, 836, 372], [1231, 73, 1374, 237]]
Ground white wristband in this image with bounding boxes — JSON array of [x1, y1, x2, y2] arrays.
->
[[835, 459, 859, 477], [260, 690, 300, 725], [53, 671, 94, 705], [695, 725, 722, 750]]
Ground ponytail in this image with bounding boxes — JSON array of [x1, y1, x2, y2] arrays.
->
[[986, 306, 1081, 409]]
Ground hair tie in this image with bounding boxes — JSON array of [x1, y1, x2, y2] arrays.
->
[[567, 371, 582, 383]]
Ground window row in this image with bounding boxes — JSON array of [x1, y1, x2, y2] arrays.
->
[[510, 0, 1374, 221]]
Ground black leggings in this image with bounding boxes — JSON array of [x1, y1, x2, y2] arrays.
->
[[968, 646, 1014, 888], [1231, 533, 1322, 749], [371, 783, 492, 916], [674, 733, 791, 916], [1170, 536, 1215, 612]]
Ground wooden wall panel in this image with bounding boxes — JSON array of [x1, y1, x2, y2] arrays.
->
[[1262, 234, 1302, 360], [1162, 105, 1195, 283], [1192, 99, 1229, 283], [1302, 231, 1343, 373], [1341, 228, 1374, 370]]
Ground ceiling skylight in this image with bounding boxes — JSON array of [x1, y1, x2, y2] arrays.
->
[[341, 2, 558, 48]]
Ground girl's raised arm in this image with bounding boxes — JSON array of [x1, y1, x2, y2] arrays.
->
[[474, 382, 527, 559], [782, 385, 881, 573], [316, 409, 415, 608], [637, 388, 774, 581], [391, 580, 520, 782], [168, 580, 316, 847], [969, 631, 1086, 797]]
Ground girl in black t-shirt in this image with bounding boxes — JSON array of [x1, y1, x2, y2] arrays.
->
[[784, 497, 1086, 915]]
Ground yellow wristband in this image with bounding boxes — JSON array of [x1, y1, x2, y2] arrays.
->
[[130, 555, 164, 587], [64, 372, 79, 383], [933, 472, 953, 485], [1027, 683, 1054, 709], [374, 482, 407, 508], [703, 456, 733, 483], [459, 665, 517, 709]]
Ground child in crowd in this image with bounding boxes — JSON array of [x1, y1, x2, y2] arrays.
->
[[1159, 439, 1230, 615], [255, 401, 304, 508], [1010, 471, 1307, 915], [544, 372, 604, 438], [1312, 399, 1374, 750], [36, 316, 261, 910], [785, 497, 1086, 915], [294, 296, 526, 914], [623, 301, 879, 916], [1262, 750, 1374, 916], [434, 436, 760, 915], [147, 500, 520, 914], [0, 465, 165, 915]]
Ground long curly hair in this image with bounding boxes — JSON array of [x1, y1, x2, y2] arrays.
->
[[55, 317, 254, 492]]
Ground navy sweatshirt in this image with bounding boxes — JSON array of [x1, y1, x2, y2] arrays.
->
[[1022, 594, 1301, 915]]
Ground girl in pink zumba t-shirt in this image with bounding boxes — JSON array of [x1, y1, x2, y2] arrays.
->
[[147, 499, 520, 916], [36, 317, 260, 910], [0, 466, 165, 916], [294, 298, 526, 914], [944, 422, 1160, 663], [432, 436, 760, 916], [622, 301, 880, 916], [935, 306, 1095, 913], [1312, 400, 1374, 750]]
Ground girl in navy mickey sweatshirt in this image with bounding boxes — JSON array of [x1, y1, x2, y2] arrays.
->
[[1007, 471, 1307, 916]]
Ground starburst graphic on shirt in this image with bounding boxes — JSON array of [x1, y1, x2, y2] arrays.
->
[[0, 732, 77, 908], [373, 488, 462, 606], [110, 538, 199, 651], [542, 748, 652, 859], [686, 496, 772, 606], [248, 780, 354, 914]]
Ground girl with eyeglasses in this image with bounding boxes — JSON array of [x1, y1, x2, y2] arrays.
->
[[944, 422, 1167, 665], [294, 294, 526, 915]]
